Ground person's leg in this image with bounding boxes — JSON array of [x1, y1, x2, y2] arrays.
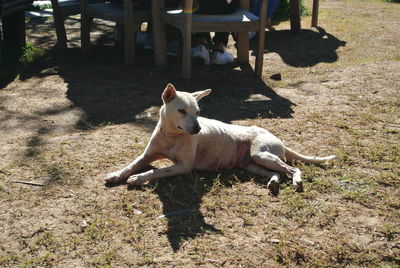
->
[[217, 0, 240, 14], [193, 33, 211, 47], [196, 0, 218, 14], [192, 33, 211, 65], [208, 0, 240, 64], [196, 0, 239, 14], [192, 0, 240, 65], [191, 0, 216, 66], [213, 33, 229, 50], [135, 0, 181, 8], [192, 0, 215, 47], [213, 0, 240, 48]]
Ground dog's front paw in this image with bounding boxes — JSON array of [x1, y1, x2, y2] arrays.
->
[[105, 171, 126, 183], [126, 174, 148, 186]]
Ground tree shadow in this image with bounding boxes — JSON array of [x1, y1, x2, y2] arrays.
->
[[2, 17, 297, 125], [59, 48, 295, 129], [10, 26, 345, 131], [253, 27, 346, 67], [11, 44, 294, 133]]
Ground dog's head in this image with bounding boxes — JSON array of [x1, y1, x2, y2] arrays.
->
[[161, 83, 211, 135]]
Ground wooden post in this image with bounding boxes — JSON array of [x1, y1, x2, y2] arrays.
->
[[182, 0, 193, 79], [311, 0, 319, 27], [50, 0, 68, 48], [2, 10, 26, 47], [124, 0, 135, 66], [237, 0, 249, 64], [1, 7, 27, 68], [152, 0, 167, 66], [255, 0, 268, 78], [81, 0, 91, 56], [0, 28, 3, 68], [290, 0, 300, 33]]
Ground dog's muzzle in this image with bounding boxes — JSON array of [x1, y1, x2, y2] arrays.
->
[[191, 122, 201, 134]]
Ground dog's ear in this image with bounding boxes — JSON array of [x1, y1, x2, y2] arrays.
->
[[162, 83, 177, 103], [192, 89, 212, 101]]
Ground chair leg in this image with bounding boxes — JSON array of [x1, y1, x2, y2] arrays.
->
[[237, 32, 249, 64], [311, 0, 319, 27], [238, 0, 250, 64], [255, 0, 268, 78], [50, 0, 68, 48], [124, 0, 135, 66], [53, 15, 68, 49], [124, 24, 135, 66], [182, 27, 191, 79], [290, 0, 301, 33], [152, 0, 167, 65], [152, 24, 167, 66], [255, 28, 265, 78], [0, 29, 2, 68], [0, 43, 2, 69], [81, 14, 91, 56]]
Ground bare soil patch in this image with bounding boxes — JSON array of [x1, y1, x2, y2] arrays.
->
[[1, 0, 399, 266]]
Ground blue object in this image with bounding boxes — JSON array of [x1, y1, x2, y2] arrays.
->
[[250, 0, 280, 19]]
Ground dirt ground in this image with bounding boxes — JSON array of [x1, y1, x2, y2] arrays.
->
[[1, 0, 399, 267]]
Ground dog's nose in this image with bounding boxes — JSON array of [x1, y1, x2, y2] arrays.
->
[[192, 124, 201, 134]]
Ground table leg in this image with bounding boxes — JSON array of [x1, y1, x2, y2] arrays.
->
[[290, 0, 301, 33], [311, 0, 319, 27], [152, 0, 167, 66], [2, 10, 26, 47], [0, 27, 3, 68]]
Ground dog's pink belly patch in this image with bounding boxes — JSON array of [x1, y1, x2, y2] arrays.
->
[[199, 142, 251, 171], [234, 142, 252, 168]]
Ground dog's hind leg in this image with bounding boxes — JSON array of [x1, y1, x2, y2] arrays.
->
[[246, 163, 280, 195], [251, 152, 303, 192]]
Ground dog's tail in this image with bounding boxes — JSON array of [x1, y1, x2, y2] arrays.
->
[[284, 146, 336, 164]]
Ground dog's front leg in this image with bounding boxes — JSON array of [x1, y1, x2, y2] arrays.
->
[[105, 153, 162, 183], [126, 164, 190, 185]]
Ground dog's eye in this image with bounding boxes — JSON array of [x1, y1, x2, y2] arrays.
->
[[178, 109, 186, 115]]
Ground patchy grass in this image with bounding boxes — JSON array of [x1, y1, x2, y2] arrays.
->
[[0, 0, 399, 266]]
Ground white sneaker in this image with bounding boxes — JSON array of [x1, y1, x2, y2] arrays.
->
[[210, 49, 234, 65], [191, 44, 210, 66]]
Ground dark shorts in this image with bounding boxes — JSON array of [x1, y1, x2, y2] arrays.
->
[[195, 0, 240, 15]]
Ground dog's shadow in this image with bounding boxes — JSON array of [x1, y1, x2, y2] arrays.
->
[[150, 173, 222, 251], [108, 167, 286, 251]]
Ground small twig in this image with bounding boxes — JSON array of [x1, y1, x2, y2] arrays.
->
[[21, 227, 48, 238], [12, 180, 45, 186]]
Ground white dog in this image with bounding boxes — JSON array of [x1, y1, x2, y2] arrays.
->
[[106, 84, 335, 194]]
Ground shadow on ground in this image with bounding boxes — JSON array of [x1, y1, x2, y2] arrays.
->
[[118, 167, 284, 251], [7, 45, 295, 130], [262, 27, 346, 67], [1, 19, 344, 250]]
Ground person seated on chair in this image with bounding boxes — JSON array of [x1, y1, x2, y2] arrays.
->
[[129, 0, 239, 65], [191, 0, 240, 65], [111, 0, 181, 42], [112, 0, 239, 65]]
